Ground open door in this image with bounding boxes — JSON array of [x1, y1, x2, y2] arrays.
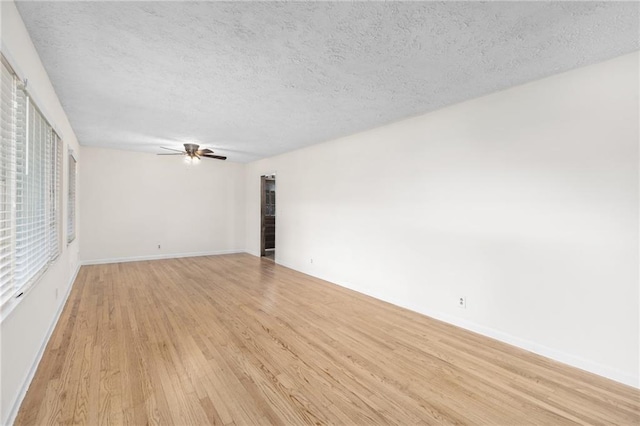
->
[[260, 174, 276, 259]]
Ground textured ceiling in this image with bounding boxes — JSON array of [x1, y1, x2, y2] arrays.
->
[[14, 1, 640, 162]]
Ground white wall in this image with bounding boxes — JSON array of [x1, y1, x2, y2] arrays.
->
[[245, 52, 639, 387], [80, 147, 245, 263], [0, 1, 82, 423]]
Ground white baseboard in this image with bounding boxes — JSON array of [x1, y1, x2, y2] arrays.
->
[[405, 304, 639, 389], [5, 263, 81, 426], [272, 259, 639, 389], [81, 249, 245, 265], [244, 249, 261, 258]]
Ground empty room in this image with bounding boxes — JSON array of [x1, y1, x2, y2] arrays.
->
[[1, 1, 639, 424]]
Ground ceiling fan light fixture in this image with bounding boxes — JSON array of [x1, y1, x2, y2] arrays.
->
[[184, 155, 200, 164]]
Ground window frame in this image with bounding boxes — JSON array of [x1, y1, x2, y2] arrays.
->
[[1, 53, 64, 319]]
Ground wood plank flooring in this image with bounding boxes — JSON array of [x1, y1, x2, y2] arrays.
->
[[15, 254, 640, 425]]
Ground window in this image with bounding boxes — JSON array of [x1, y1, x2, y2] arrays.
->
[[51, 133, 63, 257], [67, 150, 76, 244], [1, 56, 63, 314], [0, 59, 17, 311]]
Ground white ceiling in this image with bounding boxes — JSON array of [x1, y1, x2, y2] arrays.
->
[[15, 1, 640, 162]]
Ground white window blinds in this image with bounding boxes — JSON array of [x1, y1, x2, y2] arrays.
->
[[1, 57, 63, 314], [16, 97, 49, 288], [67, 151, 76, 244], [0, 60, 17, 309], [50, 133, 62, 259]]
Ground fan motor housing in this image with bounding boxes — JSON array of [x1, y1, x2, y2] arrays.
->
[[184, 143, 199, 155]]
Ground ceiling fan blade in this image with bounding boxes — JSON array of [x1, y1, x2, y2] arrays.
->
[[197, 148, 213, 155], [157, 153, 185, 155], [160, 146, 185, 153], [202, 154, 227, 160]]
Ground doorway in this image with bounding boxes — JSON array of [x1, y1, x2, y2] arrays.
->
[[260, 174, 276, 260]]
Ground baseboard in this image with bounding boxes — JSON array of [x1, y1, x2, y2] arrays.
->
[[4, 263, 81, 426], [244, 249, 261, 258], [404, 304, 639, 389], [272, 259, 639, 389], [81, 249, 246, 265]]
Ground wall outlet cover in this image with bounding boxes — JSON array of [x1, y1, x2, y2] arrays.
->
[[458, 296, 466, 309]]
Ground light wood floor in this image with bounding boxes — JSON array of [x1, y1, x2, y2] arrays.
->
[[16, 254, 640, 425]]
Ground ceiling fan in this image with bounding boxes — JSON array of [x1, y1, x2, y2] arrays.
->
[[158, 143, 227, 160]]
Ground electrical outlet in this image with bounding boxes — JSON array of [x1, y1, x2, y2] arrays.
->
[[310, 258, 313, 264], [458, 296, 466, 309]]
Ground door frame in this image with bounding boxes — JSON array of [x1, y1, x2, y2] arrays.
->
[[260, 172, 276, 257]]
